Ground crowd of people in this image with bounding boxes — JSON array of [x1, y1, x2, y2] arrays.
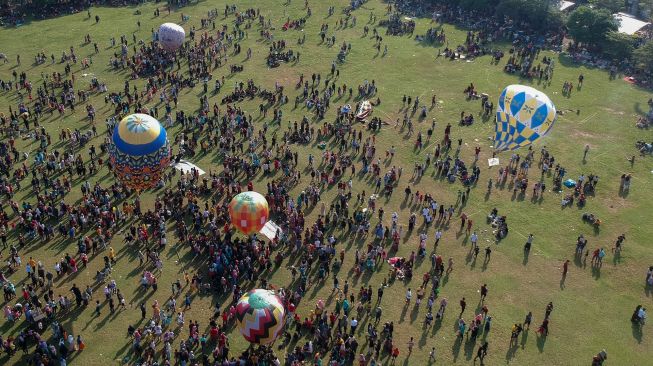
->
[[0, 1, 646, 366]]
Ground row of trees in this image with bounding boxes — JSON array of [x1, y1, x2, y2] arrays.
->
[[566, 5, 653, 73], [427, 0, 653, 73], [429, 0, 565, 30]]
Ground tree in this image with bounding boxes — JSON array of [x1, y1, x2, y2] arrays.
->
[[633, 40, 653, 73], [566, 6, 619, 46], [495, 0, 563, 31], [602, 31, 635, 60], [589, 0, 625, 13], [459, 0, 500, 12], [636, 1, 653, 21]]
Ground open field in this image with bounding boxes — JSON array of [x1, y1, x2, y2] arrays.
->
[[0, 0, 653, 365]]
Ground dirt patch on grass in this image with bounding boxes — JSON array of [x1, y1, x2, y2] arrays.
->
[[570, 130, 599, 139], [600, 107, 626, 116], [599, 196, 634, 213]]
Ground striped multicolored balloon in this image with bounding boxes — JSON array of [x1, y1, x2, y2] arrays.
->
[[228, 191, 269, 235], [235, 289, 285, 344]]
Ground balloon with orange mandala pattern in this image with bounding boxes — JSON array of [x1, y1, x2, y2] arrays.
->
[[108, 114, 171, 191]]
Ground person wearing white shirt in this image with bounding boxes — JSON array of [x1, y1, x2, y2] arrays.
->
[[435, 230, 442, 246], [470, 232, 478, 248], [350, 318, 358, 334]]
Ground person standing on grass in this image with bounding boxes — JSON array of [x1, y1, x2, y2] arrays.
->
[[407, 337, 414, 354], [460, 213, 467, 232], [583, 144, 590, 160], [377, 284, 385, 302], [545, 302, 554, 319], [474, 343, 485, 362], [437, 298, 448, 319], [480, 284, 488, 302], [391, 346, 399, 364], [350, 317, 358, 334], [459, 297, 466, 317], [613, 234, 626, 254], [470, 231, 478, 248], [473, 341, 488, 363], [563, 260, 570, 277], [525, 234, 534, 251], [537, 318, 549, 336], [524, 311, 533, 329]]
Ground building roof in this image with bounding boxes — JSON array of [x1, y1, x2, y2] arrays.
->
[[614, 12, 651, 35], [558, 1, 576, 12]]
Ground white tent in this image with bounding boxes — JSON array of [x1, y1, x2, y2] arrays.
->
[[172, 160, 206, 175], [614, 12, 651, 35], [260, 220, 282, 241]]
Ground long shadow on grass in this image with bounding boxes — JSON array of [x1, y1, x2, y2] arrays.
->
[[536, 333, 547, 352], [632, 323, 643, 343], [451, 334, 463, 362]]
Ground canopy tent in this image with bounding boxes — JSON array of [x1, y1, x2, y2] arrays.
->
[[260, 220, 282, 241], [614, 12, 651, 35], [172, 159, 206, 175]]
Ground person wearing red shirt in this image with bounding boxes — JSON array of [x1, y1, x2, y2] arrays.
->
[[391, 347, 400, 364]]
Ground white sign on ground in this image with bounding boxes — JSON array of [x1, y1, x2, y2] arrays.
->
[[488, 158, 500, 167]]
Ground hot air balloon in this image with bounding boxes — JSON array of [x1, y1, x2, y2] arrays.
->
[[108, 114, 171, 191], [228, 191, 269, 235], [235, 289, 285, 345], [494, 85, 556, 151], [158, 23, 185, 51]]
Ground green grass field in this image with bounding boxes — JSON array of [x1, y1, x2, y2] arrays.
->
[[1, 0, 653, 365]]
